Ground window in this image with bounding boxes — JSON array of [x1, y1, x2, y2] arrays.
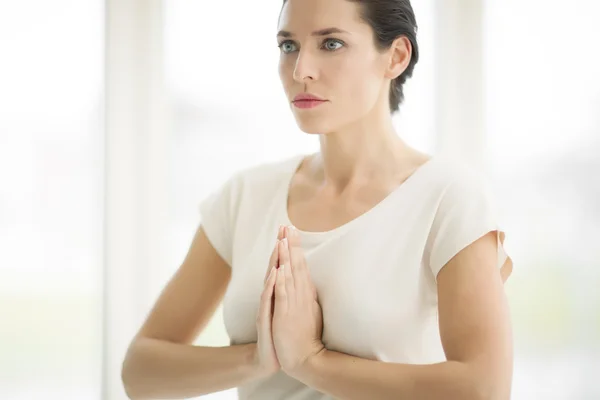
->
[[0, 1, 104, 399], [485, 0, 600, 397]]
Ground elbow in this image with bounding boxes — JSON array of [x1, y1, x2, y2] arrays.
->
[[121, 352, 138, 399], [470, 388, 508, 400], [469, 373, 511, 400], [121, 370, 137, 400], [452, 360, 511, 400], [121, 364, 138, 400], [121, 341, 147, 400]]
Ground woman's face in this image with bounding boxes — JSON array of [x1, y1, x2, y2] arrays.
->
[[277, 0, 392, 134]]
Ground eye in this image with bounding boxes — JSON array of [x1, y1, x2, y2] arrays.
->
[[322, 38, 344, 51], [278, 40, 297, 54]]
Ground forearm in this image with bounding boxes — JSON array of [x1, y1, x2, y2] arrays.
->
[[295, 349, 505, 400], [122, 337, 265, 399]]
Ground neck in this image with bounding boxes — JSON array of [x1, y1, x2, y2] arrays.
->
[[313, 108, 411, 192]]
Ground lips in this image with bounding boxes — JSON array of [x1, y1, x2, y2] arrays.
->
[[293, 93, 326, 102]]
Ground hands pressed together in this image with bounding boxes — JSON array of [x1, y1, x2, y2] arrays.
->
[[254, 225, 325, 379]]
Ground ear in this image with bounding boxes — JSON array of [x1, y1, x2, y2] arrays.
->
[[384, 36, 412, 80]]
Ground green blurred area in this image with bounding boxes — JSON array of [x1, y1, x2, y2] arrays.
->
[[0, 293, 101, 383], [506, 262, 600, 349]]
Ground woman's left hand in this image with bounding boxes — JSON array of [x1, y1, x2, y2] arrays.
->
[[272, 226, 325, 377]]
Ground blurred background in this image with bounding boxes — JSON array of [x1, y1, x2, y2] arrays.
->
[[1, 0, 599, 399]]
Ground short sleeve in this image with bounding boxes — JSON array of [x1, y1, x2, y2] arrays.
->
[[198, 174, 240, 267], [426, 169, 512, 280]]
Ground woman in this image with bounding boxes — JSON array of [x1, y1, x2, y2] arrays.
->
[[122, 0, 514, 399]]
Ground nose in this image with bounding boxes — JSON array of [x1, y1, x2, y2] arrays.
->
[[292, 49, 318, 83]]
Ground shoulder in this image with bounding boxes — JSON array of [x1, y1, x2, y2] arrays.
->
[[417, 157, 500, 233], [424, 158, 507, 278], [231, 154, 305, 190], [217, 154, 305, 207], [201, 154, 304, 204], [422, 157, 494, 204]]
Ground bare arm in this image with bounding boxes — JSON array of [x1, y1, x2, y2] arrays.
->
[[121, 226, 279, 399], [291, 232, 513, 400], [123, 338, 260, 399]]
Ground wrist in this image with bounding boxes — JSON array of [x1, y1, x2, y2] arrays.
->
[[248, 343, 277, 380], [287, 346, 327, 382], [246, 343, 267, 379]]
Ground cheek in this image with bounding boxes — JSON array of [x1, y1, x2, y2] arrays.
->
[[331, 58, 382, 107]]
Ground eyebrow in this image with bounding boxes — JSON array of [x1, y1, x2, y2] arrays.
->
[[277, 27, 350, 38]]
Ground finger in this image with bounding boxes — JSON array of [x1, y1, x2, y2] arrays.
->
[[286, 225, 299, 247], [259, 266, 277, 324], [264, 225, 284, 283], [287, 227, 305, 287], [283, 225, 290, 239], [266, 266, 277, 315], [287, 226, 312, 297], [287, 226, 305, 271], [264, 240, 280, 283], [275, 245, 288, 312], [279, 238, 295, 304], [264, 265, 276, 290]]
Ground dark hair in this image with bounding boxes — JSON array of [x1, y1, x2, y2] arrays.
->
[[349, 0, 419, 113], [281, 0, 419, 113]]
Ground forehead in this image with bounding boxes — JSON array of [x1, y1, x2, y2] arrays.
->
[[278, 0, 364, 32]]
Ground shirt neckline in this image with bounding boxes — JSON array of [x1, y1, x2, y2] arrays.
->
[[277, 153, 436, 243]]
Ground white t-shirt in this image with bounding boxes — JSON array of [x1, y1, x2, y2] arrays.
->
[[199, 154, 510, 400]]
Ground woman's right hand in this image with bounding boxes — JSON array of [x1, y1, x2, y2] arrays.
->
[[254, 226, 284, 377]]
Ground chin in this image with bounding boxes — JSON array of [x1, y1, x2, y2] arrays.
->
[[292, 111, 337, 135], [296, 123, 328, 135]]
